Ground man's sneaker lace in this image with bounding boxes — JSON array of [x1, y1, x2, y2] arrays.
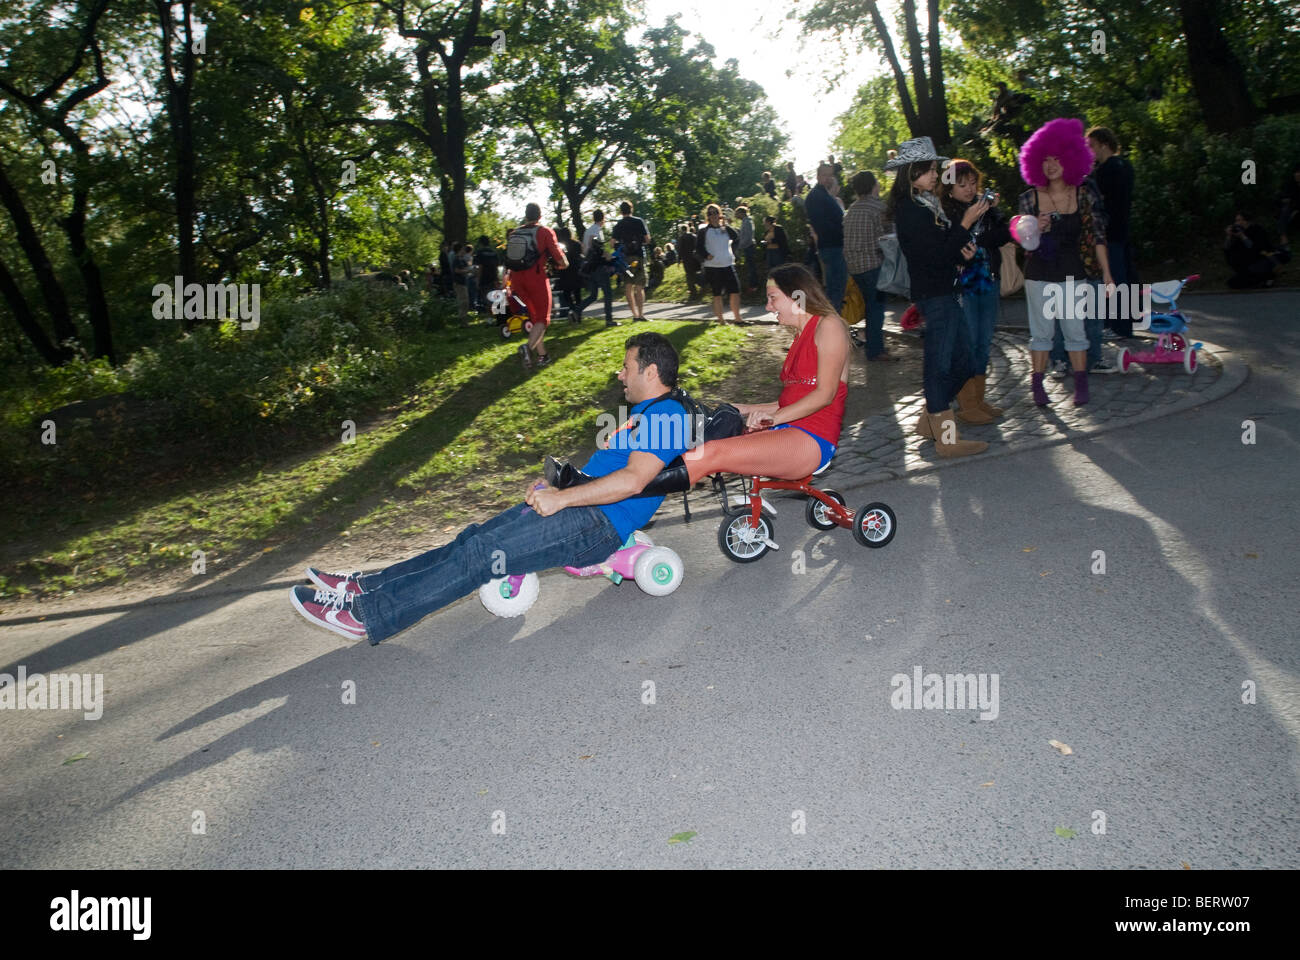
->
[[290, 585, 367, 641]]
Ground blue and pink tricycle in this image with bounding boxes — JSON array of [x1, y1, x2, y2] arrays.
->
[[1117, 274, 1203, 374]]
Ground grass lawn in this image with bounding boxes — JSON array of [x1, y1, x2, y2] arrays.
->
[[2, 320, 750, 601]]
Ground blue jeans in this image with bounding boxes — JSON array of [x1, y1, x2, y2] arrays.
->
[[918, 294, 976, 413], [579, 271, 614, 322], [961, 285, 1000, 373], [352, 503, 624, 645], [1050, 280, 1101, 367], [818, 245, 848, 312], [851, 268, 887, 357]]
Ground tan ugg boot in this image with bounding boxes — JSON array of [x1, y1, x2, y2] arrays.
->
[[915, 408, 934, 438], [975, 374, 1003, 417], [955, 378, 996, 424], [929, 410, 988, 458]]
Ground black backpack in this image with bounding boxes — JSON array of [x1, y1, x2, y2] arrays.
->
[[643, 388, 744, 448], [504, 225, 541, 271]]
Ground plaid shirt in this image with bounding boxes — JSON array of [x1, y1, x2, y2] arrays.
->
[[844, 195, 887, 273]]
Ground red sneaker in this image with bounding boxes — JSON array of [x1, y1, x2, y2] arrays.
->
[[290, 585, 368, 641], [306, 567, 362, 597]]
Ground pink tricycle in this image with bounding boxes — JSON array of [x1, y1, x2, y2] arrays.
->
[[1117, 274, 1203, 374], [478, 530, 684, 617]]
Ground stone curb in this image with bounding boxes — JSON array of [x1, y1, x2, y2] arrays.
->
[[798, 337, 1246, 500]]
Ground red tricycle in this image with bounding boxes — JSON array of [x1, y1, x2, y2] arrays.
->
[[706, 461, 897, 563]]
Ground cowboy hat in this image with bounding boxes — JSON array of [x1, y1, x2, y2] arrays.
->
[[884, 136, 948, 171]]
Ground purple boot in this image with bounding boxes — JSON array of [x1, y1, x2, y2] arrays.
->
[[1073, 370, 1090, 406], [1031, 372, 1049, 406]]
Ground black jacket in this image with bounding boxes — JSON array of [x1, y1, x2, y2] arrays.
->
[[895, 196, 972, 301]]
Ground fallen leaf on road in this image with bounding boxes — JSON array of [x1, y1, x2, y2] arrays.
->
[[62, 752, 89, 765], [980, 781, 994, 787], [578, 755, 594, 760], [1245, 553, 1258, 558], [667, 831, 697, 845], [371, 741, 380, 747], [1055, 826, 1077, 839], [1023, 546, 1037, 552], [1181, 861, 1191, 870], [477, 789, 488, 796], [1048, 740, 1073, 755]]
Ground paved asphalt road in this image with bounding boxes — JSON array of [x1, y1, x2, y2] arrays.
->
[[2, 292, 1297, 869]]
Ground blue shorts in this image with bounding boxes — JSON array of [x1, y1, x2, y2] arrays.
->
[[772, 424, 836, 472]]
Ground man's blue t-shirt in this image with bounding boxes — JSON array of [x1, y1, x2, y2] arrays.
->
[[580, 393, 690, 541]]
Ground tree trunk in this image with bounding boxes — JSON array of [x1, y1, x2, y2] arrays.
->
[[0, 160, 78, 346], [156, 0, 198, 326], [1178, 0, 1256, 132], [0, 254, 69, 365], [866, 2, 921, 135], [61, 184, 115, 363], [926, 0, 949, 147], [902, 1, 931, 137]]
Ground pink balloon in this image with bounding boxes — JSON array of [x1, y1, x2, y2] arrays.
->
[[1010, 214, 1041, 251]]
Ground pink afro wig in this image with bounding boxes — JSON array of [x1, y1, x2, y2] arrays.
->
[[1018, 118, 1093, 187]]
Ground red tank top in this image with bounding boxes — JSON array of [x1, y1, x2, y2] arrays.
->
[[777, 315, 847, 445]]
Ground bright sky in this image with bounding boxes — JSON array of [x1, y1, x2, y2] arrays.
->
[[643, 0, 888, 175]]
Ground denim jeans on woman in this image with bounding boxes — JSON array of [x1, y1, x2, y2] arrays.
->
[[352, 503, 624, 645], [851, 268, 887, 358], [961, 285, 1000, 373], [1025, 279, 1088, 354], [918, 293, 977, 413], [1048, 279, 1101, 367]]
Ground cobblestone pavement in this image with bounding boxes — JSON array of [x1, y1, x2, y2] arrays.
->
[[825, 329, 1245, 489]]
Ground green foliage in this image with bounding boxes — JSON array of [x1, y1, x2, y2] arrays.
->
[[1, 285, 459, 486], [827, 2, 1300, 271], [1130, 115, 1300, 263]]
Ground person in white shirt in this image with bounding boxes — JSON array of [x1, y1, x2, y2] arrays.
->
[[696, 204, 743, 325], [581, 209, 605, 255]]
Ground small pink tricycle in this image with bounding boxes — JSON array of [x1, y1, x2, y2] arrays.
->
[[478, 530, 683, 617], [1117, 274, 1204, 375]]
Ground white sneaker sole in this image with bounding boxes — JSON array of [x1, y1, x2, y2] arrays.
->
[[289, 587, 366, 641]]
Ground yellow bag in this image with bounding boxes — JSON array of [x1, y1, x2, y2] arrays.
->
[[841, 276, 865, 324]]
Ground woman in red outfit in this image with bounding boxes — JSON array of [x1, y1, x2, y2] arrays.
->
[[678, 263, 851, 482], [550, 265, 851, 494]]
